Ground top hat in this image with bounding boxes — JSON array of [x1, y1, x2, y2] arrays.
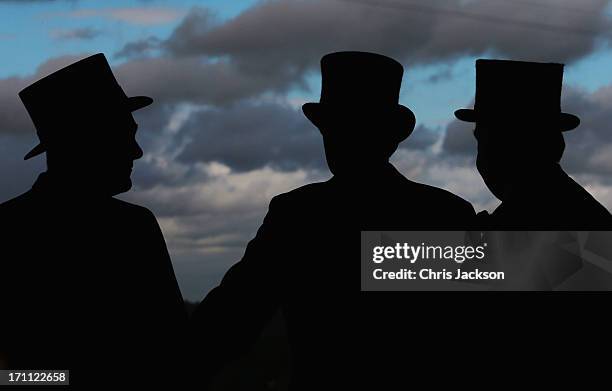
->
[[302, 51, 415, 141], [455, 59, 579, 131], [19, 53, 153, 160]]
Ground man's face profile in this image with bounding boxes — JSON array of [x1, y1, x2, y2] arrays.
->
[[474, 123, 513, 200], [78, 110, 143, 196], [318, 110, 401, 176]]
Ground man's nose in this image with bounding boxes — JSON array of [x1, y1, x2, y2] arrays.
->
[[133, 142, 144, 160]]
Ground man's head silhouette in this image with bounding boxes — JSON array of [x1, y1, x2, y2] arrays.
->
[[302, 51, 415, 177], [455, 59, 579, 200], [19, 53, 152, 196]]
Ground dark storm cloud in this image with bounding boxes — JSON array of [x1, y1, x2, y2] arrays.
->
[[441, 118, 476, 156], [114, 56, 298, 107], [176, 101, 441, 172], [0, 76, 34, 135], [560, 87, 612, 180], [110, 0, 612, 135], [163, 0, 431, 77], [23, 0, 610, 130], [114, 36, 161, 59], [403, 124, 441, 150], [161, 0, 610, 77], [0, 52, 290, 134], [177, 101, 325, 171], [0, 134, 45, 202], [165, 6, 216, 53]]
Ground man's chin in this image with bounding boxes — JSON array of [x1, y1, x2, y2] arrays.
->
[[109, 178, 133, 196]]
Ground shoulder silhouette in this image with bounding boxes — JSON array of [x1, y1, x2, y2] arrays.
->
[[456, 59, 612, 230], [189, 51, 476, 389], [0, 54, 186, 387]]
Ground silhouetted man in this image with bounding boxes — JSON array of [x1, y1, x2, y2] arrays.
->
[[0, 54, 186, 387], [455, 59, 612, 229], [451, 59, 612, 376], [190, 51, 475, 389]]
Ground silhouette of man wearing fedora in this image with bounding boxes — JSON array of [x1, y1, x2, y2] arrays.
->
[[0, 54, 186, 387], [189, 51, 475, 388], [456, 59, 611, 230]]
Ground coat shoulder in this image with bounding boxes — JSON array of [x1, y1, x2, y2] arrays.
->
[[406, 180, 475, 215], [109, 197, 157, 221], [0, 191, 35, 219], [269, 181, 329, 207]]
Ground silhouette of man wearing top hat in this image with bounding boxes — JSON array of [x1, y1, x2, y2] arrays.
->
[[0, 54, 186, 387], [455, 59, 612, 230], [189, 51, 475, 389], [449, 59, 612, 375]]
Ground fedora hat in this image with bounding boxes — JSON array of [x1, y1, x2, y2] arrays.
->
[[19, 53, 153, 160], [454, 59, 579, 131], [302, 51, 415, 141]]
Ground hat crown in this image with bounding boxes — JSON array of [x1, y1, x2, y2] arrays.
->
[[319, 51, 404, 106], [474, 59, 563, 116], [19, 53, 128, 138], [19, 53, 153, 159]]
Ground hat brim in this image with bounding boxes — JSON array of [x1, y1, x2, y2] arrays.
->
[[454, 108, 580, 132], [23, 95, 154, 160], [302, 102, 416, 142]]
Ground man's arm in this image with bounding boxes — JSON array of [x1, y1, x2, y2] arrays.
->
[[188, 196, 286, 382]]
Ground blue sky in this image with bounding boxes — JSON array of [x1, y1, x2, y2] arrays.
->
[[4, 0, 612, 129]]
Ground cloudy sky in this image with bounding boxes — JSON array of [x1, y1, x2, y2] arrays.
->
[[1, 0, 612, 300]]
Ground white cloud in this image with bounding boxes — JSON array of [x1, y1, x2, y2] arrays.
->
[[392, 148, 497, 211], [122, 161, 324, 257], [131, 162, 314, 215]]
